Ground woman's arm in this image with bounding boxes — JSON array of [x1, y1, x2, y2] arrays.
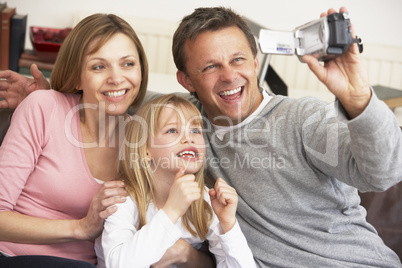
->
[[0, 91, 127, 244], [0, 180, 126, 243]]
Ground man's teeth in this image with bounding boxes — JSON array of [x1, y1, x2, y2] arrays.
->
[[219, 87, 241, 96], [103, 90, 127, 97], [177, 151, 196, 157]]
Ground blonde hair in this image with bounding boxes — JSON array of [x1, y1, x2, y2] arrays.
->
[[119, 94, 213, 240]]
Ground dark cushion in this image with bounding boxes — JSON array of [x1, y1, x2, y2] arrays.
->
[[0, 108, 13, 145], [359, 182, 402, 260]]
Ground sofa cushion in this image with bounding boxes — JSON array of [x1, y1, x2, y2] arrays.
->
[[359, 182, 402, 260], [0, 108, 13, 145]]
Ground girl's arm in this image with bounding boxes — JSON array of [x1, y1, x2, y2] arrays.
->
[[102, 197, 189, 268], [208, 179, 256, 268]]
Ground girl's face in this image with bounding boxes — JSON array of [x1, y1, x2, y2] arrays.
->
[[147, 104, 206, 175], [78, 33, 142, 116]]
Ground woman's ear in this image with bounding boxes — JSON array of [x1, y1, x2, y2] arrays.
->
[[75, 84, 82, 92], [176, 70, 196, 93]]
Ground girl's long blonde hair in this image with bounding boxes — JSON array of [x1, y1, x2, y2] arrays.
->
[[119, 94, 213, 240]]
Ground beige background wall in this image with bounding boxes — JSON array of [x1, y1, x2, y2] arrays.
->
[[6, 0, 402, 50]]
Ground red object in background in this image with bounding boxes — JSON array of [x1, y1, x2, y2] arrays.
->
[[30, 26, 72, 63]]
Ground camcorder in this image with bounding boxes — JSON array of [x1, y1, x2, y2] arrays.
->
[[258, 12, 363, 62]]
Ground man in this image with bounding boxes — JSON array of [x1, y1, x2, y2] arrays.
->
[[1, 6, 401, 267], [172, 6, 402, 267]]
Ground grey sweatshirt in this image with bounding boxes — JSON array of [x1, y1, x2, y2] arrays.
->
[[199, 92, 402, 267]]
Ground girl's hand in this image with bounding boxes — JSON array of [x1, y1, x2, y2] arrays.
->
[[75, 180, 128, 240], [209, 178, 238, 233], [163, 168, 201, 223]]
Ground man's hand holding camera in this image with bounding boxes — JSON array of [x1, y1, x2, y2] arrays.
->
[[303, 7, 371, 119]]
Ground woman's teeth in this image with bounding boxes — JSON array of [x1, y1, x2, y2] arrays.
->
[[219, 87, 241, 96], [103, 90, 127, 97]]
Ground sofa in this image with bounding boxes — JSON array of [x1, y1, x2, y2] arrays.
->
[[0, 108, 13, 145], [0, 107, 401, 261]]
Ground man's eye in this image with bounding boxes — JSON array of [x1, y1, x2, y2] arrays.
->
[[203, 65, 215, 72]]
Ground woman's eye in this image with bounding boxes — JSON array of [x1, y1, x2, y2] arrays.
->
[[92, 65, 105, 70], [124, 62, 135, 67]]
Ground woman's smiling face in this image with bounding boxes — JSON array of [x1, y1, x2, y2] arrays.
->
[[78, 32, 142, 116]]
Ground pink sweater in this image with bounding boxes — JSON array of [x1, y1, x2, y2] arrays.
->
[[0, 90, 102, 264]]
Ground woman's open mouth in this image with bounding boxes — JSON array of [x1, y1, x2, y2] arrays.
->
[[103, 89, 128, 98]]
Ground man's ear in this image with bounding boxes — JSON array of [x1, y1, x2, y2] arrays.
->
[[254, 55, 260, 74], [176, 70, 196, 93]]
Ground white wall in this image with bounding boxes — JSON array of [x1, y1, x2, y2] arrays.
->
[[7, 0, 402, 50]]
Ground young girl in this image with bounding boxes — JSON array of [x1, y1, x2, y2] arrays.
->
[[96, 94, 256, 267]]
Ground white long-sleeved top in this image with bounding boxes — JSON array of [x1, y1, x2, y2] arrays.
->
[[95, 188, 256, 268]]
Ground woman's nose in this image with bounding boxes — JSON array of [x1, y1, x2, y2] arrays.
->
[[108, 68, 124, 85]]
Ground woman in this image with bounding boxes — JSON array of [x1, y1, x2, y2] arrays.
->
[[0, 13, 147, 267]]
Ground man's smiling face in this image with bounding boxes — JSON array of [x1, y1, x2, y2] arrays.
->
[[180, 26, 262, 126]]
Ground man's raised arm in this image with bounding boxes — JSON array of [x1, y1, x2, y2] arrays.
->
[[0, 64, 50, 109]]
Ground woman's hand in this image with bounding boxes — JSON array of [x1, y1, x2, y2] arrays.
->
[[74, 180, 128, 241], [0, 64, 50, 109], [209, 178, 238, 233], [302, 7, 371, 119]]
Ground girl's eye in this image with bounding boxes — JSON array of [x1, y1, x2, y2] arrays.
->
[[190, 128, 201, 134], [166, 128, 178, 134]]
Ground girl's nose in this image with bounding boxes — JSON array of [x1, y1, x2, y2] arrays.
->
[[181, 132, 195, 144]]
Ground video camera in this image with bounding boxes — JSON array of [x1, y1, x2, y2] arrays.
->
[[258, 12, 363, 62]]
